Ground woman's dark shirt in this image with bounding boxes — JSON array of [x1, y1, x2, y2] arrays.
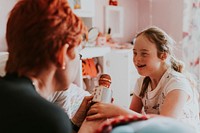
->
[[0, 74, 72, 133]]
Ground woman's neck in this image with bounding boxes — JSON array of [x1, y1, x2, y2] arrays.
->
[[27, 68, 56, 100]]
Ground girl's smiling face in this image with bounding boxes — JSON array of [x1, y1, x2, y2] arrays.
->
[[133, 34, 162, 77]]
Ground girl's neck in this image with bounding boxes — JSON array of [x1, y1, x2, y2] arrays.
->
[[150, 65, 168, 90]]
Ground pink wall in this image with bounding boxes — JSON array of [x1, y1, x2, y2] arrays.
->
[[137, 0, 151, 32], [95, 0, 183, 57], [151, 0, 183, 58], [0, 0, 184, 56], [94, 0, 139, 43], [94, 0, 183, 50], [137, 0, 183, 43], [136, 0, 183, 58], [120, 0, 139, 43], [94, 0, 107, 34], [0, 0, 17, 52], [151, 0, 183, 44]]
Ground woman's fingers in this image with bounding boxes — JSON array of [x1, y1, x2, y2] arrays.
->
[[83, 95, 93, 103], [81, 95, 93, 109]]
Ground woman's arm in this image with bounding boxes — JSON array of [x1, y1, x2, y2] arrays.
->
[[72, 95, 93, 126]]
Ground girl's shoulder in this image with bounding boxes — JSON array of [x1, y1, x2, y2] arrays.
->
[[166, 68, 188, 82], [137, 76, 145, 81], [132, 76, 146, 97], [137, 76, 146, 85], [163, 68, 193, 96]]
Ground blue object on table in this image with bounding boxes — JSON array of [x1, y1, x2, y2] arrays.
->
[[111, 117, 194, 133]]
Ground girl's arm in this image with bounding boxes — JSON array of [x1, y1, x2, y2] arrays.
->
[[160, 89, 189, 118], [86, 94, 143, 121], [86, 102, 142, 121], [129, 93, 143, 113]]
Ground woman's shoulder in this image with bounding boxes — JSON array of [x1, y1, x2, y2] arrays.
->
[[30, 97, 72, 132], [0, 77, 72, 133]]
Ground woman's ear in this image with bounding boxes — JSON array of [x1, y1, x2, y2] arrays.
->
[[57, 44, 69, 70]]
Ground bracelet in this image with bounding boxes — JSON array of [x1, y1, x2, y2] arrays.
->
[[70, 119, 80, 132]]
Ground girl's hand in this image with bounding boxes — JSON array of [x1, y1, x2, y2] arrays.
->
[[86, 102, 122, 121]]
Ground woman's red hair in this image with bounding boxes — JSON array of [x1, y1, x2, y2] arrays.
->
[[6, 0, 87, 75]]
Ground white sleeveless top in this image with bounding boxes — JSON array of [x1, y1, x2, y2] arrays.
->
[[133, 68, 200, 132]]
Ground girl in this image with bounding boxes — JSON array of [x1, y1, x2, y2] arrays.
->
[[86, 26, 200, 132]]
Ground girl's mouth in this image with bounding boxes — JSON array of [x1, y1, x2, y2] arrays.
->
[[137, 64, 146, 68]]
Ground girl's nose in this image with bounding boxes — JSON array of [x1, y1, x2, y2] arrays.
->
[[134, 55, 141, 63]]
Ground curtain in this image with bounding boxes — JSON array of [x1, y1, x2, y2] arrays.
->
[[182, 0, 200, 84]]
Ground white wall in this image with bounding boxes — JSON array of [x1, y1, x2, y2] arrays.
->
[[0, 0, 17, 52]]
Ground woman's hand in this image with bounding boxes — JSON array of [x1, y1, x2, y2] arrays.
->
[[72, 95, 93, 127]]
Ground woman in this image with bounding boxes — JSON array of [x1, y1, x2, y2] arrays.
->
[[0, 0, 92, 133]]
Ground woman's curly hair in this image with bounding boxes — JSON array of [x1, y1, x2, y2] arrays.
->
[[6, 0, 87, 75]]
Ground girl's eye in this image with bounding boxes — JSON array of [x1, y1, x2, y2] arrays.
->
[[141, 53, 148, 57], [133, 52, 137, 56]]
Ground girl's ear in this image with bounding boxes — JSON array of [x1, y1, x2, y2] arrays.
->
[[160, 52, 168, 60], [57, 44, 69, 69]]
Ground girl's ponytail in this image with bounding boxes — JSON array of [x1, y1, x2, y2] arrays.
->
[[170, 56, 184, 73]]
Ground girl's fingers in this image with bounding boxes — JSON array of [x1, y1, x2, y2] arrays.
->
[[87, 107, 98, 116], [86, 113, 102, 121]]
